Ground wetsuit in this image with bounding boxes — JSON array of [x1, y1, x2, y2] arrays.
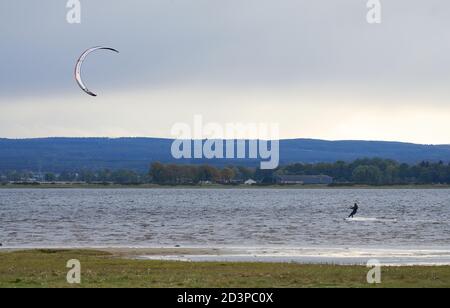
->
[[348, 203, 358, 218]]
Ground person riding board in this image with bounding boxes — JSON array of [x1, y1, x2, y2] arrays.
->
[[348, 202, 359, 218]]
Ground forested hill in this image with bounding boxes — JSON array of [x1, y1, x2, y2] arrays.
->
[[0, 138, 449, 172]]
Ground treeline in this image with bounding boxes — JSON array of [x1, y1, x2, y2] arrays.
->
[[149, 162, 254, 185], [0, 170, 148, 185], [281, 158, 450, 185], [2, 158, 450, 185], [148, 158, 450, 185]]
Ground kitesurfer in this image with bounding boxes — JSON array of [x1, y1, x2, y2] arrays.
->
[[348, 203, 359, 218]]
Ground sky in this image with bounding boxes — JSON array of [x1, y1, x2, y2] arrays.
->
[[1, 0, 450, 144]]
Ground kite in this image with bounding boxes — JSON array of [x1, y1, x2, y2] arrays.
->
[[74, 47, 119, 97]]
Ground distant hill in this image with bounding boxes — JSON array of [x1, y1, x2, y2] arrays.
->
[[0, 138, 449, 172]]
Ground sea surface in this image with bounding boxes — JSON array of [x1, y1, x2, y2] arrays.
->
[[1, 188, 449, 250]]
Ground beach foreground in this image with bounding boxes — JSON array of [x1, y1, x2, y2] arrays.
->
[[1, 249, 450, 288]]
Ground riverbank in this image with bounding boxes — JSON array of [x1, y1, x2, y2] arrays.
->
[[1, 183, 450, 189], [0, 249, 449, 288], [3, 247, 449, 266]]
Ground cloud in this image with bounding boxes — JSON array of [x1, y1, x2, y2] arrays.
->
[[2, 86, 450, 144], [1, 0, 450, 142]]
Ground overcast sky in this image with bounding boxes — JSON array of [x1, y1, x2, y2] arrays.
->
[[1, 0, 450, 143]]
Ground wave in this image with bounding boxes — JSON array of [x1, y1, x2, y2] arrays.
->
[[345, 217, 398, 223]]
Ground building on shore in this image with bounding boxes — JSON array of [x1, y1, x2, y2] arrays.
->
[[244, 179, 257, 185], [275, 175, 333, 185]]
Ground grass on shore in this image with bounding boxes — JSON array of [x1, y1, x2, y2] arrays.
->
[[1, 250, 450, 288]]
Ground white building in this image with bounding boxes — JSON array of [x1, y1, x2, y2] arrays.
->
[[244, 179, 257, 185]]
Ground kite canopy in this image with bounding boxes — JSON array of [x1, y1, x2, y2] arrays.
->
[[74, 46, 119, 97]]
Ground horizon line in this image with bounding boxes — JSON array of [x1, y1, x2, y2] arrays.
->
[[0, 136, 448, 146]]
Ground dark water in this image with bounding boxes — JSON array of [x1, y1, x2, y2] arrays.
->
[[0, 188, 449, 248]]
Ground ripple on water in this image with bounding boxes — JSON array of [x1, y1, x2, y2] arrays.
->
[[0, 188, 449, 249]]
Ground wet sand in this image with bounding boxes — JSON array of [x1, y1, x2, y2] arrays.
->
[[129, 247, 450, 266], [3, 247, 450, 266]]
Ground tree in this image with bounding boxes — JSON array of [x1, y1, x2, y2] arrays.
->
[[352, 165, 382, 185], [237, 166, 255, 180], [384, 164, 399, 184], [220, 167, 235, 183], [79, 170, 96, 183], [149, 162, 166, 184], [111, 170, 139, 184], [254, 168, 276, 184], [45, 173, 57, 182], [98, 169, 113, 182], [6, 170, 22, 182], [59, 171, 77, 182], [196, 165, 220, 183]]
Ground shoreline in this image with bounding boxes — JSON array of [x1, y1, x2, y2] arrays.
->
[[3, 247, 450, 266], [2, 249, 450, 287], [1, 183, 450, 189]]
